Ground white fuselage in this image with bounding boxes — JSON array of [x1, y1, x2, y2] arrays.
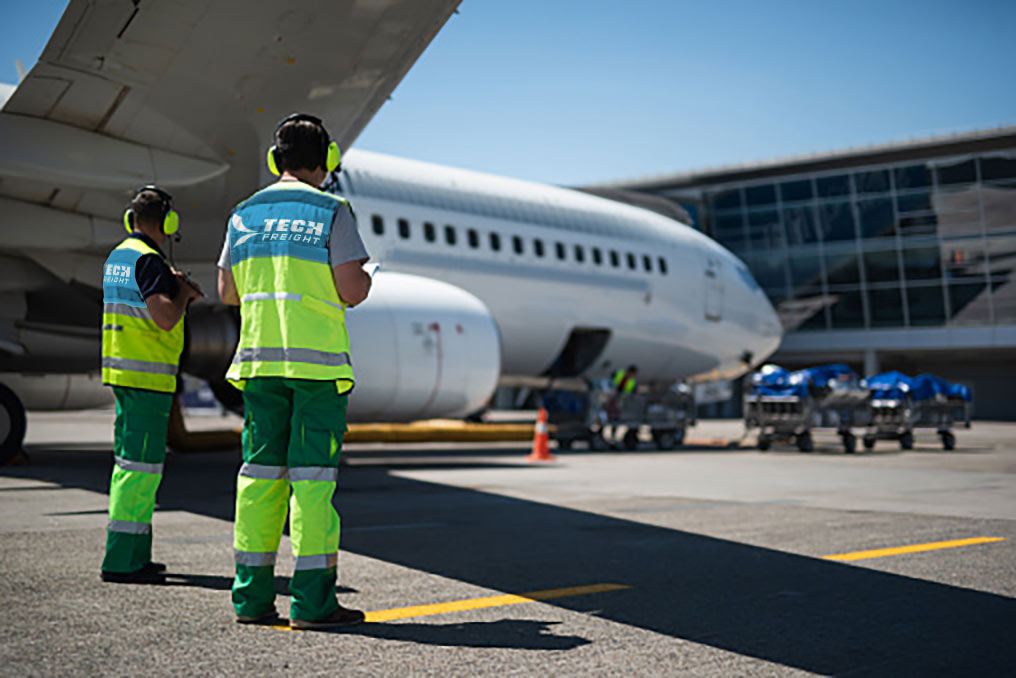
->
[[339, 150, 782, 385]]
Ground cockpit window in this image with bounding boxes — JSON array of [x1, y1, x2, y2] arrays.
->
[[736, 265, 761, 291]]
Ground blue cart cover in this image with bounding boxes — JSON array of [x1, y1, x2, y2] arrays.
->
[[861, 371, 913, 400], [911, 374, 973, 402], [793, 364, 857, 389], [748, 365, 806, 397]]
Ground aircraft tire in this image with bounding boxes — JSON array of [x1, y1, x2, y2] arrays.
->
[[208, 379, 244, 416], [0, 382, 27, 465]]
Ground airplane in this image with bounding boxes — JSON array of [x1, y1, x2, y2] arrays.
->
[[0, 0, 782, 460]]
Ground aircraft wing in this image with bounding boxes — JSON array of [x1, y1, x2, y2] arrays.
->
[[0, 0, 460, 371]]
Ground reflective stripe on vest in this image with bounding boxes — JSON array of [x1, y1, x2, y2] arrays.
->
[[115, 456, 164, 475], [108, 519, 151, 535], [101, 238, 183, 393], [235, 549, 276, 567], [294, 553, 338, 571], [225, 183, 355, 390]]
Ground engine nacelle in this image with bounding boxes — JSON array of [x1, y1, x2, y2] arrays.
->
[[345, 272, 500, 421]]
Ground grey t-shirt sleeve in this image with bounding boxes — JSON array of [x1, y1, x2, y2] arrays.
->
[[217, 224, 231, 270], [329, 203, 369, 267]]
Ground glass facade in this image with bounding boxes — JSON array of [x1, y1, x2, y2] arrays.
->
[[692, 151, 1016, 332]]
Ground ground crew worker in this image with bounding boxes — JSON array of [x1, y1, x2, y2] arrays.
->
[[100, 186, 201, 584], [607, 365, 639, 420], [217, 113, 371, 629]]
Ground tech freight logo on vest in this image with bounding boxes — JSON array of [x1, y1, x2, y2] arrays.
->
[[104, 264, 132, 285], [231, 213, 325, 246]]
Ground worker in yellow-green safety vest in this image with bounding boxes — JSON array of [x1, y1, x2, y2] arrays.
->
[[217, 113, 372, 629], [100, 185, 202, 584], [613, 365, 639, 396]]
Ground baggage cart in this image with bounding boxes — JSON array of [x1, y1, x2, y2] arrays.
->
[[862, 372, 972, 450], [744, 364, 868, 453]]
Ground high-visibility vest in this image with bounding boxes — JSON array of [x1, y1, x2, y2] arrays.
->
[[101, 237, 184, 393], [225, 182, 355, 393], [613, 369, 636, 395]]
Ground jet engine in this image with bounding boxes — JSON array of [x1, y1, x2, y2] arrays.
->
[[186, 271, 501, 422]]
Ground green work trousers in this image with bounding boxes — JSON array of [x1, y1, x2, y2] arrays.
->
[[232, 378, 348, 622], [102, 387, 172, 573]]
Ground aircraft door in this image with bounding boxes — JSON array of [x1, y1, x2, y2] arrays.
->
[[704, 257, 724, 322]]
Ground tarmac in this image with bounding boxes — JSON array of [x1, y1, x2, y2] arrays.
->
[[1, 412, 1014, 676]]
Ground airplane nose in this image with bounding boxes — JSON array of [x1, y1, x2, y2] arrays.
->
[[731, 257, 783, 366]]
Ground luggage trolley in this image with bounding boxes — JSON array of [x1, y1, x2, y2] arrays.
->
[[744, 364, 868, 453], [861, 372, 972, 450], [571, 381, 695, 451]]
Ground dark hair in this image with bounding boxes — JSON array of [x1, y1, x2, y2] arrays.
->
[[131, 189, 169, 227], [275, 119, 327, 172]]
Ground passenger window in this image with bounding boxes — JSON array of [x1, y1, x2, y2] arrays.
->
[[627, 252, 636, 270], [610, 250, 620, 267], [512, 235, 524, 255], [592, 247, 603, 265], [468, 228, 479, 248], [643, 255, 652, 272], [574, 244, 585, 263], [424, 222, 436, 243], [556, 241, 566, 260], [371, 214, 384, 235], [534, 239, 545, 257], [445, 225, 457, 246], [658, 256, 668, 275], [398, 218, 410, 239], [489, 232, 501, 251]]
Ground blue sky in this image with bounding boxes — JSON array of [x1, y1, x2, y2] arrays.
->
[[4, 1, 1015, 185]]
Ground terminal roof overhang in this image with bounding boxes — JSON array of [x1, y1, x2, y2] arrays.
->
[[595, 125, 1016, 193]]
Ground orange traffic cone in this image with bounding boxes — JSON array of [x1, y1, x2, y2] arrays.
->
[[526, 407, 555, 462]]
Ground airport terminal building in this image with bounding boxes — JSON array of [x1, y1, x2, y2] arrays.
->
[[605, 127, 1016, 419]]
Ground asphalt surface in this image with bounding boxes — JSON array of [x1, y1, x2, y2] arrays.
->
[[1, 413, 1014, 676]]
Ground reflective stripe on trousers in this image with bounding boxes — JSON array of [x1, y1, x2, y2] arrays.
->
[[108, 519, 151, 535], [234, 549, 277, 567], [294, 553, 338, 571], [115, 456, 164, 475]]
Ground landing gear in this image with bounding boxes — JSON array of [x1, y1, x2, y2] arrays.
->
[[622, 428, 640, 451], [0, 382, 27, 465]]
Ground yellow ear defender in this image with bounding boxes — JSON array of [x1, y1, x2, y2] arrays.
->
[[123, 185, 178, 235], [267, 113, 341, 175]]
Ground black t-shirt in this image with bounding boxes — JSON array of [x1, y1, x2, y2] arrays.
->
[[129, 233, 179, 301]]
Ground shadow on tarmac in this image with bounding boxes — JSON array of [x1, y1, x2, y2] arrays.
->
[[162, 573, 356, 596], [343, 619, 590, 650], [6, 445, 1015, 675]]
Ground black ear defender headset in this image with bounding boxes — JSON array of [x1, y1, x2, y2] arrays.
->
[[123, 185, 179, 236], [266, 113, 341, 176]]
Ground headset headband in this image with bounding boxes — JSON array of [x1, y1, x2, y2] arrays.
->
[[133, 185, 173, 206]]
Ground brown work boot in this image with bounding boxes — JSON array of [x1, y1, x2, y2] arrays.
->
[[236, 607, 281, 625], [290, 603, 365, 630]]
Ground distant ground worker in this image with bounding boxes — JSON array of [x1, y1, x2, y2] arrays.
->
[[217, 113, 371, 629], [607, 365, 639, 420], [100, 186, 202, 584]]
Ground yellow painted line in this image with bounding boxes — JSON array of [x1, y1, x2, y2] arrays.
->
[[270, 583, 630, 630], [822, 536, 1005, 562]]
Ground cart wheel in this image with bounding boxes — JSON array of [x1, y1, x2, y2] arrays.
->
[[842, 432, 856, 454], [674, 428, 685, 447], [899, 431, 914, 450], [622, 429, 640, 451], [796, 432, 814, 452], [652, 429, 677, 451], [863, 435, 876, 450], [589, 432, 609, 451], [940, 431, 956, 451], [557, 438, 573, 451], [757, 435, 771, 451]]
